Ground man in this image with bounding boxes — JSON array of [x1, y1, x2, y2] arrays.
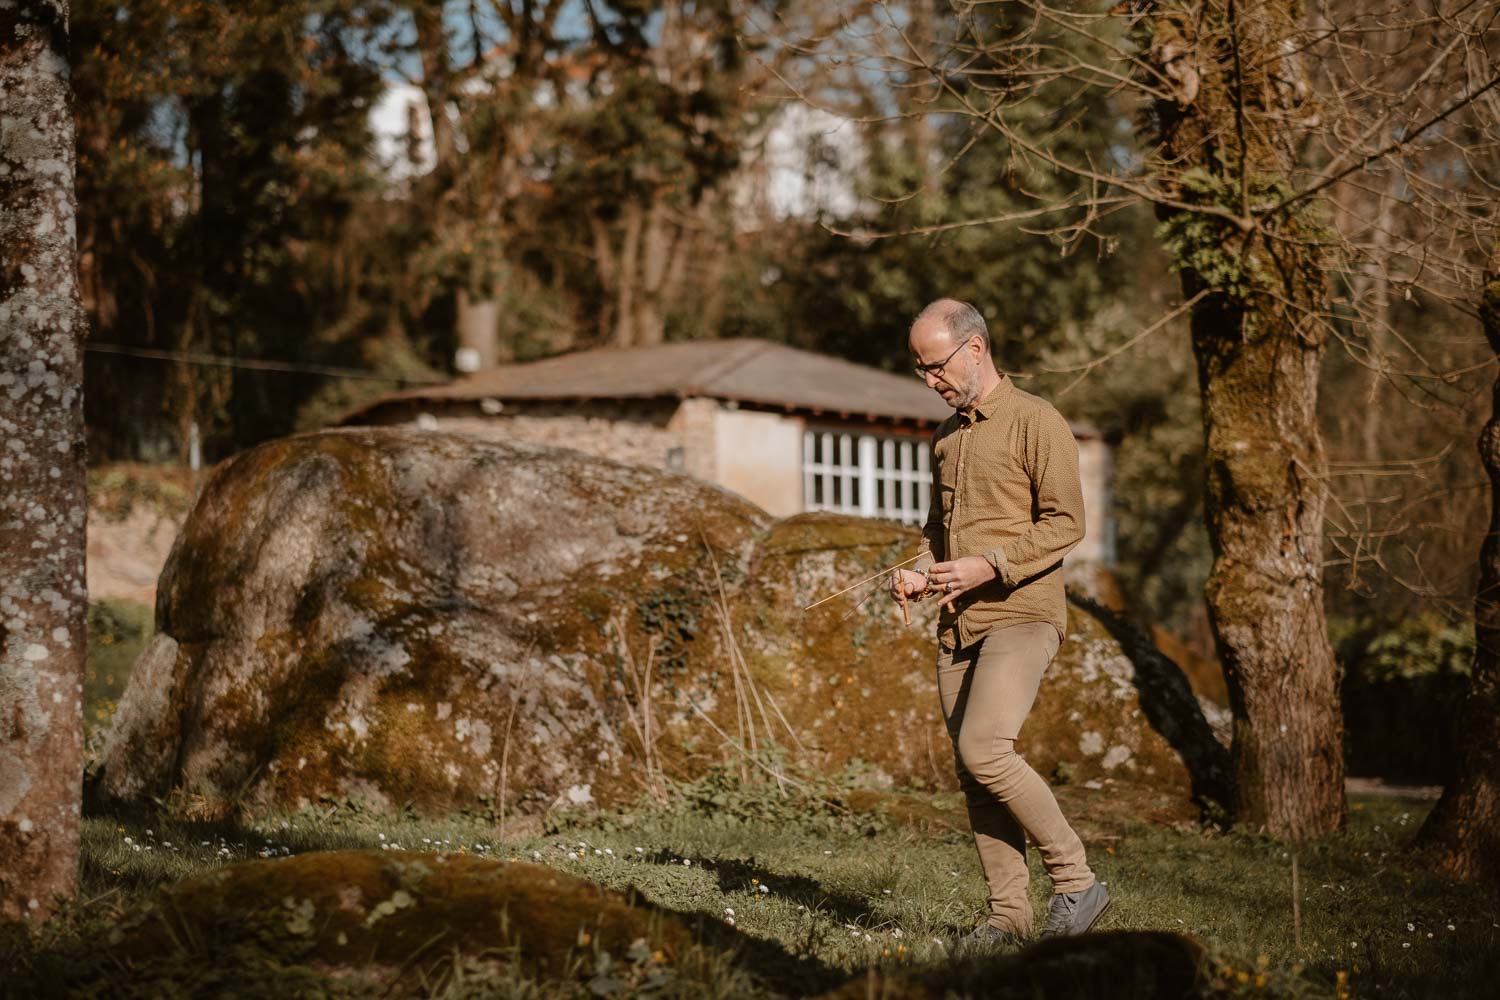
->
[[890, 298, 1109, 941]]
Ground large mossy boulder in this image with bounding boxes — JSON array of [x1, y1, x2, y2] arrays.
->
[[101, 427, 1224, 818]]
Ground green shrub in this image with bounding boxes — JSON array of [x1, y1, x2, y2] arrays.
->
[[1333, 613, 1473, 782]]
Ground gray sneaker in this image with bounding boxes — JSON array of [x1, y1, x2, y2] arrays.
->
[[959, 922, 1026, 950], [1039, 880, 1111, 938]]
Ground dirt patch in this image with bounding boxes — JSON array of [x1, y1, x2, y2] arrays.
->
[[86, 463, 197, 606]]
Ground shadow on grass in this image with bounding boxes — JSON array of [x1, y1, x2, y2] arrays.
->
[[636, 849, 873, 995], [830, 930, 1207, 1000], [660, 863, 1212, 1000], [707, 855, 885, 927], [670, 904, 851, 997], [76, 788, 412, 899]]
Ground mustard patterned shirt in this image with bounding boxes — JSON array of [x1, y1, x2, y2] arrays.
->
[[915, 375, 1086, 650]]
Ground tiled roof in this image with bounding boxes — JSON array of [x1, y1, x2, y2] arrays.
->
[[340, 338, 1101, 436]]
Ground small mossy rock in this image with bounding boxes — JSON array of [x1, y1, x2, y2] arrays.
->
[[101, 427, 1222, 818], [821, 931, 1206, 1000], [98, 849, 700, 992]]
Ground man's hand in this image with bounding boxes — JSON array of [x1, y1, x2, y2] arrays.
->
[[927, 556, 997, 608], [889, 568, 927, 602]]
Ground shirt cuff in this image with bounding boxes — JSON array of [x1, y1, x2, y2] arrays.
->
[[983, 547, 1017, 588]]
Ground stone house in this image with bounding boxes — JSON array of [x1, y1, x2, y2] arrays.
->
[[340, 339, 1116, 564]]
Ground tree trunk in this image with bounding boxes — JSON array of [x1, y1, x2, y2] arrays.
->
[[0, 0, 88, 922], [410, 1, 457, 183], [591, 214, 619, 343], [1189, 284, 1345, 839], [1416, 262, 1500, 885], [612, 201, 644, 347], [634, 200, 672, 346], [455, 289, 501, 370], [1144, 1, 1345, 838], [904, 0, 940, 191]]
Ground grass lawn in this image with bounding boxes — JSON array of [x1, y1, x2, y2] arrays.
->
[[4, 771, 1495, 998], [5, 605, 1492, 996]]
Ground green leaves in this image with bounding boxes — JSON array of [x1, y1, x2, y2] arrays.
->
[[1155, 166, 1330, 308]]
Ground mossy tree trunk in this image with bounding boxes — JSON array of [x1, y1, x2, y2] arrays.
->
[[1417, 262, 1500, 885], [0, 0, 88, 921], [1142, 1, 1345, 838]]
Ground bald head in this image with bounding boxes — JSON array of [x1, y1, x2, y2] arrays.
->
[[909, 298, 1001, 411], [912, 298, 990, 352]]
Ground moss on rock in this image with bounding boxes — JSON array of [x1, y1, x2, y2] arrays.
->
[[74, 850, 704, 996], [101, 428, 1221, 820]]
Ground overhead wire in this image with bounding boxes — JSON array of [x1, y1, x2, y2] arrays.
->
[[84, 343, 450, 385]]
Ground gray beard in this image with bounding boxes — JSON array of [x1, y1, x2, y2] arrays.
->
[[951, 382, 981, 410]]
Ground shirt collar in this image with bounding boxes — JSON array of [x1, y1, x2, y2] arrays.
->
[[960, 375, 1012, 422]]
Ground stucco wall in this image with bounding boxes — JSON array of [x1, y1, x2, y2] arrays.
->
[[1076, 438, 1116, 565], [712, 407, 805, 517]]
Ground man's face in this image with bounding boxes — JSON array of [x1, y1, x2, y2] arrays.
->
[[910, 320, 980, 410]]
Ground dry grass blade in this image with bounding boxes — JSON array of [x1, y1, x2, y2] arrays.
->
[[698, 529, 815, 792], [608, 611, 668, 804], [803, 554, 922, 610]]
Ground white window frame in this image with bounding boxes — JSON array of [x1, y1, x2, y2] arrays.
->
[[802, 427, 930, 526]]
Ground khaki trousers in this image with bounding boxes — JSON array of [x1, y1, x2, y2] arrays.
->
[[937, 621, 1094, 934]]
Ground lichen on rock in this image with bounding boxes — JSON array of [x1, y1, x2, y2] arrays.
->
[[100, 427, 1224, 819]]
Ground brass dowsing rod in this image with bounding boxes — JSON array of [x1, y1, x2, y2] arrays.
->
[[802, 554, 923, 612]]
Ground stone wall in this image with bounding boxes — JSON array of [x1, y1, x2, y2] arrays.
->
[[428, 414, 679, 473], [357, 398, 1115, 562], [363, 399, 685, 474], [666, 397, 719, 482]]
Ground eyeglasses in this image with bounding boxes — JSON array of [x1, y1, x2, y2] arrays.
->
[[912, 337, 972, 380]]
